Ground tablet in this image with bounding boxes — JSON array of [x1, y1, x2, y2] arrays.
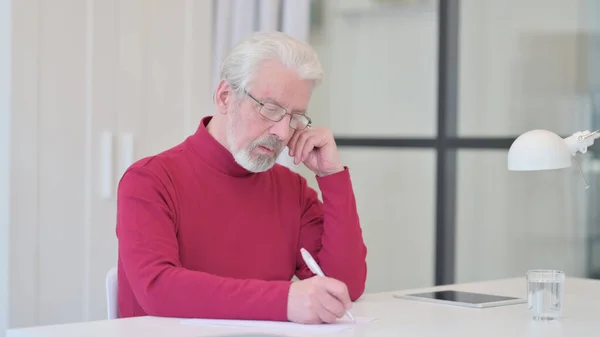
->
[[393, 290, 526, 308]]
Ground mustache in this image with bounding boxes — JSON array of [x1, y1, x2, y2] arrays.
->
[[250, 136, 285, 152]]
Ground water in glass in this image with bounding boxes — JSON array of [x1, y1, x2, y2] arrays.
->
[[527, 270, 565, 320]]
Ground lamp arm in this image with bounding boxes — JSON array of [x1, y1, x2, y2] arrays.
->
[[563, 129, 600, 190], [564, 129, 600, 155]]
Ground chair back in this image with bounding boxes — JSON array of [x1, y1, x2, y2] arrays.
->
[[106, 267, 118, 319]]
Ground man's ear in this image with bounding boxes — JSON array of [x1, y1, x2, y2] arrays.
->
[[214, 80, 234, 115]]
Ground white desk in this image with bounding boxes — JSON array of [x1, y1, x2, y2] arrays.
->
[[7, 277, 600, 336]]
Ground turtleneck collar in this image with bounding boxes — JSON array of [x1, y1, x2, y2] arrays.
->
[[186, 116, 254, 177]]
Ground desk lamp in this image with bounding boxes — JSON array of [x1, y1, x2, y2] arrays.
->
[[507, 129, 600, 189]]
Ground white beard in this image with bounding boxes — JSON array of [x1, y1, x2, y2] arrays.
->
[[226, 116, 284, 173]]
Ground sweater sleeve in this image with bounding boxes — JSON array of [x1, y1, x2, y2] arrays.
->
[[295, 167, 367, 301], [116, 163, 291, 320]]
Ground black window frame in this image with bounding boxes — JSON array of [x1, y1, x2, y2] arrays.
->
[[334, 0, 600, 285]]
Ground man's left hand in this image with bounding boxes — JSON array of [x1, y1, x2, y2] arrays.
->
[[287, 126, 344, 177]]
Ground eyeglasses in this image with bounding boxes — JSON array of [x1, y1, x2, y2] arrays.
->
[[244, 90, 312, 131]]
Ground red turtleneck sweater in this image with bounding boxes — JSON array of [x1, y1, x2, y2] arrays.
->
[[116, 116, 367, 320]]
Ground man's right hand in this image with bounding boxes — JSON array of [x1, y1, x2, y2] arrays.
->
[[286, 276, 353, 324]]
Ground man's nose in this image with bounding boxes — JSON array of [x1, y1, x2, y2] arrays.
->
[[270, 115, 291, 140]]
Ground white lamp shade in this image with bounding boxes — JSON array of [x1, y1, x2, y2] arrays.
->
[[507, 129, 572, 171]]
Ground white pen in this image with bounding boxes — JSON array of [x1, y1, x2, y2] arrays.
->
[[300, 247, 356, 323]]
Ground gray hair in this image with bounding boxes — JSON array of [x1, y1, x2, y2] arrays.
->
[[219, 31, 324, 97]]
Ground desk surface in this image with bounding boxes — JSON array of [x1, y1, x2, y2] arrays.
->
[[7, 277, 600, 337]]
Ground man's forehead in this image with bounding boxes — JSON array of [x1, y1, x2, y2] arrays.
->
[[252, 84, 309, 114], [262, 94, 307, 114]]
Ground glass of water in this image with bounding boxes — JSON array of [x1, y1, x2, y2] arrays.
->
[[526, 269, 565, 320]]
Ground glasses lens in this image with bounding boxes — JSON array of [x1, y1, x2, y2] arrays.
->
[[290, 115, 309, 130], [260, 103, 285, 121]]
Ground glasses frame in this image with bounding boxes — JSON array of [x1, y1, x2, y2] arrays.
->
[[244, 90, 312, 130]]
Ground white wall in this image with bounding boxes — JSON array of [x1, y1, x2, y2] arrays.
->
[[308, 0, 437, 138], [8, 0, 213, 328], [458, 0, 592, 137], [456, 151, 588, 282], [589, 0, 600, 92], [1, 1, 12, 335]]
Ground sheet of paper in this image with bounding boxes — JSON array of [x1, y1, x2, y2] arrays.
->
[[180, 317, 376, 334]]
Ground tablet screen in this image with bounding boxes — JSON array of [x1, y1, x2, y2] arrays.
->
[[407, 290, 520, 304]]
